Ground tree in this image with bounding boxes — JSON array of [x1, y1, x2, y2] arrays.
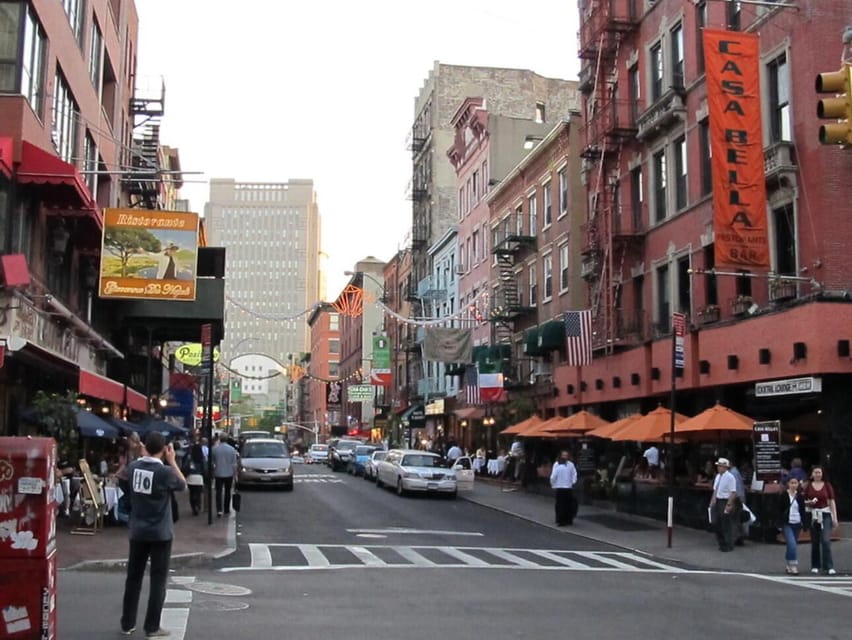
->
[[32, 391, 80, 463], [103, 228, 162, 277]]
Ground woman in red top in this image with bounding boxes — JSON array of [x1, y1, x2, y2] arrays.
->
[[803, 466, 839, 575]]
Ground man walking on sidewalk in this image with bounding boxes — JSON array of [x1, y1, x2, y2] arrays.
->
[[550, 450, 578, 526], [709, 457, 740, 552], [120, 431, 186, 638], [212, 434, 238, 517]]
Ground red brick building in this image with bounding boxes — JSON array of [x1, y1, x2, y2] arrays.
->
[[305, 305, 340, 441]]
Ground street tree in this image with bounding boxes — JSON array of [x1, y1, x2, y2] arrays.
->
[[103, 228, 161, 276]]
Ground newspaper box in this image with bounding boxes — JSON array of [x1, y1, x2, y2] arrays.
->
[[0, 437, 57, 559], [0, 551, 57, 639]]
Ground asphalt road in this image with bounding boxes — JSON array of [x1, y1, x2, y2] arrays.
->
[[58, 463, 852, 639]]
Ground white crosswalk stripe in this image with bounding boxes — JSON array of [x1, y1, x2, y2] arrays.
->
[[294, 477, 343, 483], [219, 544, 687, 573], [752, 574, 852, 598], [159, 577, 196, 639]]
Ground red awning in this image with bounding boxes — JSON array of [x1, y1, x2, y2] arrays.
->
[[0, 254, 31, 288], [17, 142, 101, 225], [0, 136, 12, 178], [79, 370, 125, 404], [126, 387, 148, 413]]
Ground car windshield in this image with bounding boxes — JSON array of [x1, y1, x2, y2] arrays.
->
[[355, 446, 374, 455], [242, 442, 289, 459], [373, 451, 387, 461], [311, 445, 328, 452], [402, 455, 439, 468], [337, 441, 359, 451]]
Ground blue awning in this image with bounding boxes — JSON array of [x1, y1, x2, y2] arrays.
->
[[72, 406, 119, 439]]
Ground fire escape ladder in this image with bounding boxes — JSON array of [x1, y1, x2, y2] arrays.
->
[[127, 81, 165, 210], [496, 251, 520, 311]]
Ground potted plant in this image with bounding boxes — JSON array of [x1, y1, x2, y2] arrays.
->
[[698, 304, 721, 324], [731, 295, 754, 316], [769, 278, 797, 302]]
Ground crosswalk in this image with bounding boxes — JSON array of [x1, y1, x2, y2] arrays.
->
[[159, 576, 195, 639], [752, 573, 852, 599], [219, 543, 687, 573], [295, 474, 343, 484]]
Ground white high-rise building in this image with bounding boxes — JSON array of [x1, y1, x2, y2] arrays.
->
[[206, 179, 321, 399]]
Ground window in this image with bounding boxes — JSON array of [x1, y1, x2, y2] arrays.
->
[[696, 1, 708, 74], [674, 136, 687, 210], [543, 254, 553, 300], [677, 256, 691, 314], [767, 53, 791, 143], [699, 119, 712, 196], [52, 70, 79, 164], [650, 42, 664, 102], [329, 338, 340, 354], [481, 161, 488, 194], [559, 244, 569, 292], [727, 1, 742, 31], [630, 166, 643, 230], [633, 275, 644, 321], [628, 64, 640, 123], [535, 101, 545, 123], [1, 5, 47, 116], [21, 6, 46, 116], [736, 270, 753, 298], [653, 149, 667, 223], [329, 313, 339, 331], [528, 191, 538, 232], [472, 229, 480, 262], [558, 168, 568, 217], [542, 180, 552, 227], [458, 187, 464, 218], [704, 246, 718, 306], [89, 20, 103, 96], [472, 169, 479, 202], [61, 0, 85, 45], [515, 205, 524, 235], [656, 264, 670, 333], [83, 132, 98, 196], [329, 361, 340, 377], [671, 24, 684, 89], [773, 204, 796, 276], [529, 264, 537, 307]]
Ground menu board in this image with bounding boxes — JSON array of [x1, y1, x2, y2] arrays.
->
[[575, 439, 597, 474], [753, 420, 782, 480]]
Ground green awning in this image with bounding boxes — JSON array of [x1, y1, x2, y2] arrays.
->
[[538, 319, 565, 351], [523, 328, 542, 357]]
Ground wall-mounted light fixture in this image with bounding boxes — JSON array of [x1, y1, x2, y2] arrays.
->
[[51, 220, 71, 264]]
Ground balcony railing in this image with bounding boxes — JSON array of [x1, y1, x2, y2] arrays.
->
[[636, 88, 687, 141], [416, 275, 447, 301]]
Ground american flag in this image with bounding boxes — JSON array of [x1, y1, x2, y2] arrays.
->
[[463, 364, 479, 405], [564, 310, 592, 366]]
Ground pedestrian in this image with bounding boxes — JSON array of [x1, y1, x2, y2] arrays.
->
[[709, 457, 740, 552], [550, 450, 578, 526], [780, 477, 807, 574], [120, 431, 186, 637], [803, 465, 839, 575], [446, 442, 463, 466], [182, 440, 206, 516], [642, 443, 660, 478], [212, 434, 238, 517]]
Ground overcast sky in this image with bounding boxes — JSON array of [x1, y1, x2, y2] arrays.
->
[[135, 0, 580, 298]]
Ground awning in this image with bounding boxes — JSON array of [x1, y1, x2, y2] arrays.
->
[[454, 407, 484, 420], [538, 319, 565, 351], [71, 406, 120, 438], [137, 417, 189, 437], [126, 387, 148, 413], [79, 370, 125, 404], [523, 328, 542, 356], [0, 136, 12, 178], [17, 142, 100, 223]]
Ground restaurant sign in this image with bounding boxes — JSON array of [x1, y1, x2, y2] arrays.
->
[[755, 376, 822, 398], [753, 420, 782, 480], [100, 208, 199, 301], [347, 384, 374, 401]]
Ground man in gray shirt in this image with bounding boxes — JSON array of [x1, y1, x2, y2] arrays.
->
[[120, 431, 186, 637], [212, 434, 238, 517]]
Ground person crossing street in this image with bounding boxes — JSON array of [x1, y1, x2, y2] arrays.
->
[[550, 450, 578, 526]]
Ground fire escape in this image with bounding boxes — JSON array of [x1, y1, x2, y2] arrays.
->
[[489, 210, 536, 382], [578, 0, 640, 351], [125, 79, 165, 209]]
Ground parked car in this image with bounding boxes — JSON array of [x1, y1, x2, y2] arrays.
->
[[364, 450, 388, 481], [375, 449, 457, 498], [348, 445, 379, 476], [329, 439, 361, 471], [237, 438, 294, 491], [308, 443, 329, 465]]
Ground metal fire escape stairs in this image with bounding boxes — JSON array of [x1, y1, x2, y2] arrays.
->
[[579, 1, 639, 353], [127, 80, 166, 210]]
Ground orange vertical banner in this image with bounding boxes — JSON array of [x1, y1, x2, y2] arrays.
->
[[703, 29, 769, 269]]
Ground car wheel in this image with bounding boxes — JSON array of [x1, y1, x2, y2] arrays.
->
[[396, 478, 406, 497], [376, 474, 383, 488]]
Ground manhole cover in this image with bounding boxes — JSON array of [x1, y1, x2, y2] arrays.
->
[[187, 582, 252, 597], [196, 599, 251, 612]]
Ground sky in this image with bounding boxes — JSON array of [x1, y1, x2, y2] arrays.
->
[[135, 0, 581, 299]]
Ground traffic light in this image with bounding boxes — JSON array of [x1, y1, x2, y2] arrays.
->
[[816, 63, 852, 145]]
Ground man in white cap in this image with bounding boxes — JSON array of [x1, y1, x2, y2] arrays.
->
[[709, 457, 740, 552]]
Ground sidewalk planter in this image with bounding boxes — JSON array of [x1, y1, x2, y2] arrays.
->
[[769, 281, 797, 303]]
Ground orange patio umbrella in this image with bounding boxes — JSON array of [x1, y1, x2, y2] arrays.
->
[[499, 415, 542, 437], [585, 413, 641, 439], [669, 402, 755, 440], [555, 410, 610, 434], [520, 416, 567, 438], [609, 406, 690, 442]]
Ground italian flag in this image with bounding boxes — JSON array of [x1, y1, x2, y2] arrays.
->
[[478, 373, 505, 403]]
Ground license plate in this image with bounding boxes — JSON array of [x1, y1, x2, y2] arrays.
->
[[427, 482, 438, 490], [259, 476, 272, 481]]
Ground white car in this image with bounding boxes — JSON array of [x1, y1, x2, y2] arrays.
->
[[375, 449, 457, 498], [364, 450, 388, 481], [308, 443, 329, 464]]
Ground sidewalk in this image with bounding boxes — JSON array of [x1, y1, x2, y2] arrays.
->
[[56, 503, 236, 570], [462, 478, 852, 575]]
